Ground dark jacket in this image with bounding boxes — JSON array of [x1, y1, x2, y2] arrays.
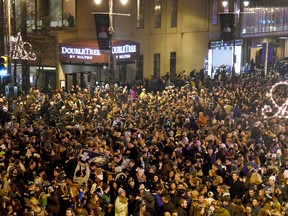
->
[[228, 179, 245, 199], [163, 202, 176, 215], [177, 206, 187, 216]]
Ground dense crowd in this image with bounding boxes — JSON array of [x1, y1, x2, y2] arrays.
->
[[0, 70, 287, 216]]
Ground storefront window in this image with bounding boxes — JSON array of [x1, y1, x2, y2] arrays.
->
[[155, 0, 162, 28], [154, 53, 160, 78], [137, 0, 145, 28], [171, 0, 178, 27], [49, 0, 75, 27], [242, 7, 288, 35]]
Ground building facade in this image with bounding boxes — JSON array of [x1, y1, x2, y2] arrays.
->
[[1, 0, 287, 92]]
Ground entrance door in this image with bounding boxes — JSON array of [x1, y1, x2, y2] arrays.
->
[[44, 70, 56, 94], [65, 73, 77, 91], [66, 71, 95, 91]]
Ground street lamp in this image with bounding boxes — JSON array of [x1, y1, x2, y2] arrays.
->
[[93, 0, 130, 82], [243, 0, 250, 7], [222, 0, 228, 7]]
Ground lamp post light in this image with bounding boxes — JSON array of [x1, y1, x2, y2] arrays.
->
[[94, 0, 129, 82], [6, 0, 14, 110], [221, 0, 249, 77]]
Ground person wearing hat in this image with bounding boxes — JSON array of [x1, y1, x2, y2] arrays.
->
[[115, 188, 128, 216], [264, 175, 279, 198], [134, 200, 151, 216], [139, 88, 147, 100], [34, 184, 48, 210], [136, 184, 155, 215], [74, 202, 89, 216]]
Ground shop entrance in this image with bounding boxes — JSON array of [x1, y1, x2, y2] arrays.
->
[[65, 71, 97, 91], [44, 70, 56, 94]]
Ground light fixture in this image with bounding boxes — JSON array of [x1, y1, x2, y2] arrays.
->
[[95, 0, 101, 5], [243, 0, 250, 7], [222, 0, 228, 7], [120, 0, 128, 5]]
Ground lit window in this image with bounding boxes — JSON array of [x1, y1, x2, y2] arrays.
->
[[155, 0, 162, 28], [49, 0, 76, 28]]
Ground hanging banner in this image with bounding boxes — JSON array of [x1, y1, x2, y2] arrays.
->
[[93, 14, 110, 51]]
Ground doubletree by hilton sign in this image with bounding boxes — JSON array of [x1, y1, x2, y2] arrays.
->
[[60, 39, 140, 63]]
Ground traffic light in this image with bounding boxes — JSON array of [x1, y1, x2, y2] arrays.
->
[[0, 56, 8, 76]]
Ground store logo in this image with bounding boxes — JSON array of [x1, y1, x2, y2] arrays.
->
[[112, 45, 137, 54], [61, 47, 101, 56]]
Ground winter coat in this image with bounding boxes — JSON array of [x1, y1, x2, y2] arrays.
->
[[115, 196, 128, 216], [213, 207, 230, 216]]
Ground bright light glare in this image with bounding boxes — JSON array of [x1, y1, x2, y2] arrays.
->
[[95, 0, 101, 5], [120, 0, 128, 5], [222, 0, 228, 7], [243, 0, 250, 7]]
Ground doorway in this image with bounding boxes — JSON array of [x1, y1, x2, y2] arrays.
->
[[44, 70, 56, 94]]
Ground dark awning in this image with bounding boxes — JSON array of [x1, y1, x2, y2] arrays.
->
[[59, 39, 140, 64]]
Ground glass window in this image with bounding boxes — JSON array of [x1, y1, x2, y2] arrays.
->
[[285, 9, 288, 30], [155, 0, 162, 28], [136, 55, 144, 81], [137, 0, 145, 28], [154, 53, 160, 78], [26, 0, 36, 32], [49, 0, 75, 27], [242, 7, 288, 35], [171, 0, 178, 27], [170, 52, 176, 77]]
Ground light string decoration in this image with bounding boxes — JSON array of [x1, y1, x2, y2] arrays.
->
[[11, 32, 36, 60], [261, 81, 288, 119]]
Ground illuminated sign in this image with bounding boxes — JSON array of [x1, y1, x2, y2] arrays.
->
[[60, 40, 140, 63], [11, 32, 36, 60], [112, 45, 137, 54], [61, 47, 101, 56]]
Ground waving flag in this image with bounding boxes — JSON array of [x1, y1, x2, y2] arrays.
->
[[80, 150, 111, 167]]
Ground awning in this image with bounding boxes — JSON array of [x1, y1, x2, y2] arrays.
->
[[59, 39, 140, 64]]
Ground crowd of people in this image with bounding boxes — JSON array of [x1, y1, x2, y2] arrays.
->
[[0, 69, 287, 216]]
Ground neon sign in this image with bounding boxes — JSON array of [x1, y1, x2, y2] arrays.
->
[[11, 32, 36, 60]]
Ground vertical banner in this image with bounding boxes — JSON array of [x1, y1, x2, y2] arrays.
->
[[212, 0, 218, 25], [261, 43, 266, 64], [268, 43, 274, 63], [93, 14, 110, 51], [219, 14, 234, 41]]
